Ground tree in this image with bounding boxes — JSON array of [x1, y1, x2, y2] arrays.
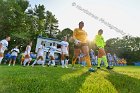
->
[[105, 36, 140, 64], [45, 11, 58, 38]]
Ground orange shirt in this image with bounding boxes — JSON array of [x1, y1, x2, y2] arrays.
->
[[73, 28, 88, 43]]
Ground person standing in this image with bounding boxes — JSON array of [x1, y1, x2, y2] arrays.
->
[[60, 36, 69, 68], [47, 43, 57, 67], [95, 29, 113, 69], [31, 41, 45, 67], [23, 42, 32, 66], [8, 46, 19, 66], [0, 36, 10, 64], [72, 21, 95, 72]]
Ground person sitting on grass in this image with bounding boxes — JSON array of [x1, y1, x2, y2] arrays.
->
[[8, 46, 19, 66]]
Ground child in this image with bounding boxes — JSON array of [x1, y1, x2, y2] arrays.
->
[[8, 46, 19, 66]]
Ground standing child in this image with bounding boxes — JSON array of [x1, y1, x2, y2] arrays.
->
[[8, 46, 19, 66]]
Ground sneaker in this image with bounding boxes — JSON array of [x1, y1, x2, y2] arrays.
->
[[42, 65, 46, 67], [13, 64, 15, 66], [8, 64, 10, 66], [97, 67, 100, 69], [88, 68, 96, 72], [106, 66, 113, 70]]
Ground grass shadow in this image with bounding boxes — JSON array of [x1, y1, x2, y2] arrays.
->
[[101, 69, 140, 93], [0, 65, 91, 93]]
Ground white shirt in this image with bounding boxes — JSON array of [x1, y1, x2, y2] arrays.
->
[[38, 45, 44, 56], [25, 45, 31, 55], [11, 48, 19, 56], [49, 46, 57, 54], [60, 41, 69, 53], [0, 39, 8, 53]]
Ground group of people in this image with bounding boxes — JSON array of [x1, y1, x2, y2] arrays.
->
[[0, 21, 114, 72], [0, 36, 70, 68], [71, 21, 113, 72]]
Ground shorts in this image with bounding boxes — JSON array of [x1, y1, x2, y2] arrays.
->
[[61, 51, 69, 55], [25, 55, 30, 58], [81, 43, 88, 47], [74, 44, 81, 49], [98, 48, 106, 58], [10, 56, 17, 60], [49, 53, 54, 57]]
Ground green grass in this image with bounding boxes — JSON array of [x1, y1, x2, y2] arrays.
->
[[0, 65, 140, 93]]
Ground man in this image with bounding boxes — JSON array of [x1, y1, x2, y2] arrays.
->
[[60, 36, 69, 68], [95, 29, 113, 69], [72, 21, 95, 72], [0, 36, 10, 64], [31, 41, 45, 67]]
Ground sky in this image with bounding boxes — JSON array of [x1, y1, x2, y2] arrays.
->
[[28, 0, 140, 41]]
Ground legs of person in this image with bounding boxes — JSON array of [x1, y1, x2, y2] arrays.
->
[[0, 53, 3, 64], [61, 53, 65, 68], [65, 54, 69, 68], [40, 56, 45, 67], [81, 56, 86, 66], [12, 56, 17, 66], [72, 49, 80, 67], [8, 58, 12, 66], [51, 56, 55, 66], [97, 48, 108, 68], [23, 55, 30, 66], [81, 46, 91, 68], [27, 59, 31, 66], [32, 56, 39, 66]]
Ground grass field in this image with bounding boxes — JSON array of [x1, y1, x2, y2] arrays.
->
[[1, 65, 140, 93]]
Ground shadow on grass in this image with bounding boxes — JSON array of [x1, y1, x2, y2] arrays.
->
[[0, 66, 91, 93], [101, 69, 140, 93]]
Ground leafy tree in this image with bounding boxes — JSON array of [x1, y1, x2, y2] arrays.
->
[[45, 11, 58, 38]]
